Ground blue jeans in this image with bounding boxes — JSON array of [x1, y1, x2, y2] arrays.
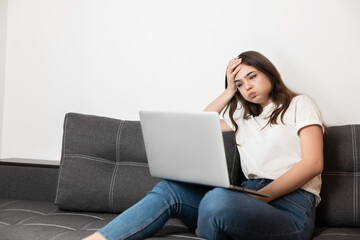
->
[[97, 179, 317, 240]]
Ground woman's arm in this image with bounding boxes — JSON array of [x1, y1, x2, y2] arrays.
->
[[204, 89, 237, 132], [204, 57, 242, 132], [253, 124, 324, 203], [204, 88, 237, 114]]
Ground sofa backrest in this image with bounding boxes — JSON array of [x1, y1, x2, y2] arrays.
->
[[315, 124, 360, 227], [55, 113, 243, 213]]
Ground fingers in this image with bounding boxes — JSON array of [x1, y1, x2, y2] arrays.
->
[[227, 58, 242, 72], [227, 58, 242, 77], [232, 61, 242, 75], [226, 57, 242, 91], [229, 57, 242, 64]]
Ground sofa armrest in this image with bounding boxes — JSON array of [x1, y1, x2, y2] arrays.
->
[[0, 158, 59, 202]]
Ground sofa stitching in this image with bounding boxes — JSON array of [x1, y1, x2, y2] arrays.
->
[[55, 114, 69, 204], [319, 233, 360, 237], [64, 154, 114, 164], [22, 223, 76, 230], [0, 199, 18, 208], [116, 120, 125, 163], [156, 234, 205, 239], [0, 209, 45, 215], [63, 154, 149, 167], [79, 220, 99, 230], [164, 221, 188, 229], [64, 153, 150, 167], [46, 207, 59, 214], [47, 212, 104, 220], [109, 120, 125, 212], [351, 125, 356, 226], [15, 215, 40, 225], [109, 163, 120, 212], [352, 125, 358, 226], [165, 224, 188, 229], [170, 235, 205, 240], [48, 208, 60, 214], [115, 162, 148, 167]]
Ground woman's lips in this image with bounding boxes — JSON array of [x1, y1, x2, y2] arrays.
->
[[248, 92, 256, 98]]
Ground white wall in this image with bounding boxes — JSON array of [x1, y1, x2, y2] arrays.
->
[[1, 0, 360, 161], [0, 0, 7, 156]]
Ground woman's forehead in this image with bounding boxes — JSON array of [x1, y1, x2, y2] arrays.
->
[[235, 64, 258, 80]]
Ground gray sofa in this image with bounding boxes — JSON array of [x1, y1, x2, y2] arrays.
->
[[0, 112, 359, 240]]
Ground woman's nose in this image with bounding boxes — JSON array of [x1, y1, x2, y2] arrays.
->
[[244, 82, 252, 90]]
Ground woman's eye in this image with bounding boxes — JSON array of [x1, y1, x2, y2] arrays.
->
[[237, 84, 242, 88], [249, 74, 257, 80]]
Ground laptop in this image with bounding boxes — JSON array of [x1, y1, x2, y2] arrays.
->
[[139, 110, 269, 198]]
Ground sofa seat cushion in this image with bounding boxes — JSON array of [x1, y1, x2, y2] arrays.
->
[[0, 199, 202, 240], [2, 199, 360, 240]]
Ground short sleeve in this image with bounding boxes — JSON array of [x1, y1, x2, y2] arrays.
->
[[294, 95, 325, 135]]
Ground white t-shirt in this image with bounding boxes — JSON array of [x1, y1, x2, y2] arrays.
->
[[223, 95, 324, 204]]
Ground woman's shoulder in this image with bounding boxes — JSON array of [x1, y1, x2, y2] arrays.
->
[[289, 94, 324, 133], [290, 94, 318, 107], [289, 94, 322, 119], [292, 94, 313, 101]]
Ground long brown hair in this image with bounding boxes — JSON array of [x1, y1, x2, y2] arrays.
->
[[223, 51, 299, 144]]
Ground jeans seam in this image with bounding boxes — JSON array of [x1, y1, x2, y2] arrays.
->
[[283, 196, 309, 214], [297, 189, 315, 207], [156, 185, 200, 209], [120, 206, 170, 240], [97, 230, 113, 240], [282, 198, 314, 235]]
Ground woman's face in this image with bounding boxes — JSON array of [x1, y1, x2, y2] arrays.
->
[[234, 64, 273, 108]]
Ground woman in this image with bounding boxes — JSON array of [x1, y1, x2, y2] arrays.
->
[[84, 51, 324, 240]]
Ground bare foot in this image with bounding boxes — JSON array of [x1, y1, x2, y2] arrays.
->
[[82, 232, 106, 240]]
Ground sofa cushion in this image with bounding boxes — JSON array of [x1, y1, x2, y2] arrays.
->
[[315, 124, 360, 227], [55, 113, 242, 213], [0, 199, 202, 240], [55, 113, 161, 213]]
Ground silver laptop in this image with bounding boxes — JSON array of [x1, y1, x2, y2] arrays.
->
[[139, 110, 269, 198]]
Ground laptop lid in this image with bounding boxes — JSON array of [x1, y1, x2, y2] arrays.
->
[[139, 110, 230, 188]]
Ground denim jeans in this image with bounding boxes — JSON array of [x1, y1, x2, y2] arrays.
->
[[97, 179, 317, 240]]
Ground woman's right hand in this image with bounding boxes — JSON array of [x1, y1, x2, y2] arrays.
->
[[226, 57, 242, 92], [203, 57, 242, 114]]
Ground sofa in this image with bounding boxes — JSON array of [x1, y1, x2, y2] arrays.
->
[[0, 112, 359, 240]]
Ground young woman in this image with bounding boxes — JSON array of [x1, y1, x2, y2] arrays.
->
[[84, 51, 324, 240]]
